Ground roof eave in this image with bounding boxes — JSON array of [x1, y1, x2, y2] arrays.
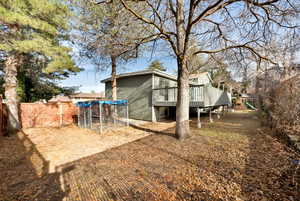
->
[[101, 70, 178, 83]]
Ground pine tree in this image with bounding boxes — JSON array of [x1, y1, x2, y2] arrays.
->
[[0, 0, 80, 132], [147, 60, 166, 71]]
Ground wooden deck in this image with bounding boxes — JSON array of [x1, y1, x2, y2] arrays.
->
[[153, 101, 205, 107]]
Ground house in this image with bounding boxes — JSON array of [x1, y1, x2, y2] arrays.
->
[[70, 92, 104, 103], [101, 70, 231, 122], [189, 72, 213, 85], [48, 95, 72, 103]]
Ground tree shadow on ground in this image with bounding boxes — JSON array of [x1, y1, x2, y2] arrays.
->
[[3, 111, 299, 200], [0, 131, 68, 201], [129, 123, 175, 138], [57, 111, 300, 201]]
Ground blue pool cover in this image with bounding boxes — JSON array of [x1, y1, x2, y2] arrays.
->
[[76, 99, 128, 108]]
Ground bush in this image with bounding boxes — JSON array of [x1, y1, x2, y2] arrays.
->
[[264, 75, 300, 136]]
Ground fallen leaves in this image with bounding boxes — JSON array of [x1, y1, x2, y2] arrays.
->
[[1, 111, 300, 200]]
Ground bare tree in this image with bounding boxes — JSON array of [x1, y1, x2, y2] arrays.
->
[[71, 0, 154, 100], [90, 0, 299, 140], [262, 32, 300, 80]]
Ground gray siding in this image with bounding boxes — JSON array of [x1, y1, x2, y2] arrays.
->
[[203, 86, 231, 107], [153, 75, 177, 88], [105, 74, 153, 121]]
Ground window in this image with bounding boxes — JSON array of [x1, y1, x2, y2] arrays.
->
[[159, 77, 169, 88], [190, 78, 198, 83], [159, 78, 169, 100]]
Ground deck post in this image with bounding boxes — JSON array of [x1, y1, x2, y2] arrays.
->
[[209, 108, 213, 123], [197, 108, 201, 128], [217, 112, 220, 119], [222, 106, 225, 116], [217, 107, 221, 119], [99, 103, 103, 133]]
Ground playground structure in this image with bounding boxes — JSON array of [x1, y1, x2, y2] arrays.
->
[[76, 100, 129, 133], [245, 101, 257, 110]]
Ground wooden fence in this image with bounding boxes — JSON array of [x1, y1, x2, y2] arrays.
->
[[20, 102, 78, 129], [0, 95, 8, 136], [0, 97, 78, 134]]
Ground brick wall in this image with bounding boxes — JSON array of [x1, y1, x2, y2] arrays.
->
[[20, 102, 78, 128]]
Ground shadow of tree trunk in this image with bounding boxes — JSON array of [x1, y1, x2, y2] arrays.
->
[[0, 131, 69, 201]]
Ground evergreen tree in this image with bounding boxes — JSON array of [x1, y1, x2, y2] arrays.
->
[[147, 60, 166, 71], [0, 54, 78, 102], [0, 0, 80, 132]]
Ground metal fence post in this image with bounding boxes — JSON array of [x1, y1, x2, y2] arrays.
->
[[89, 104, 92, 129], [99, 103, 103, 133], [84, 107, 87, 128], [78, 107, 81, 128], [126, 103, 129, 127], [113, 104, 116, 126]]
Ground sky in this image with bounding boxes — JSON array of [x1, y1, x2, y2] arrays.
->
[[58, 53, 177, 93], [59, 50, 300, 93]]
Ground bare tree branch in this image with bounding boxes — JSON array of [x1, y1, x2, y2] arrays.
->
[[194, 42, 277, 65]]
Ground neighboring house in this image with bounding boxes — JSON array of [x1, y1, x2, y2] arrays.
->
[[70, 92, 104, 103], [189, 72, 213, 85], [101, 69, 231, 122], [48, 95, 72, 103]]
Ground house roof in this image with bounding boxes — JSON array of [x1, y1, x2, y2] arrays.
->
[[48, 95, 72, 103], [101, 70, 177, 83], [70, 92, 104, 99], [189, 72, 208, 78], [190, 72, 213, 83]]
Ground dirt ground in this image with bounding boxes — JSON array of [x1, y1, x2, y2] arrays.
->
[[1, 111, 300, 201], [22, 121, 176, 173]]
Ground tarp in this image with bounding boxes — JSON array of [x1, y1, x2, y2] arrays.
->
[[76, 100, 128, 108]]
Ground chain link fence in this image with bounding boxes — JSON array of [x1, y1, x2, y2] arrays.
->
[[77, 100, 129, 133]]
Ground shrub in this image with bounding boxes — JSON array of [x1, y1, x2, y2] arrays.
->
[[264, 75, 300, 136]]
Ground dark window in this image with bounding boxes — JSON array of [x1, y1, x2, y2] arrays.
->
[[159, 78, 169, 100]]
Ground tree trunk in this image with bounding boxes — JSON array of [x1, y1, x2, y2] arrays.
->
[[4, 55, 21, 133], [111, 56, 117, 101], [175, 0, 191, 140], [175, 58, 191, 140]]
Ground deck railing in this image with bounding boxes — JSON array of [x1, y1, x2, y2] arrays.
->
[[152, 85, 204, 103]]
